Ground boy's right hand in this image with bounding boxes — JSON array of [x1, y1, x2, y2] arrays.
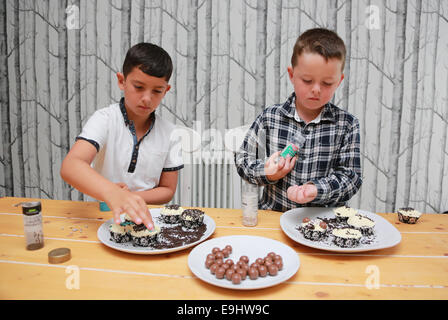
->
[[105, 188, 154, 230], [264, 151, 297, 182]]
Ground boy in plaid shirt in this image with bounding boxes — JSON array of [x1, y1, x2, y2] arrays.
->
[[235, 28, 362, 212]]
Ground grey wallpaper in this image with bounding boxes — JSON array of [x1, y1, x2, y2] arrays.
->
[[0, 0, 447, 213]]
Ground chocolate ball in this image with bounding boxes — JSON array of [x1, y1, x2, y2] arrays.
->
[[274, 259, 283, 270], [215, 258, 223, 266], [236, 261, 245, 269], [264, 257, 273, 265], [206, 253, 215, 260], [248, 267, 259, 280], [237, 268, 247, 280], [231, 272, 242, 284], [222, 263, 230, 270], [258, 265, 267, 277], [264, 260, 273, 268], [222, 249, 230, 258], [225, 269, 235, 281], [250, 262, 259, 269], [224, 245, 232, 253], [255, 258, 264, 265], [212, 247, 220, 254], [231, 264, 239, 272], [268, 252, 276, 259], [240, 263, 250, 272], [215, 252, 224, 260], [274, 255, 282, 261], [268, 264, 278, 276], [224, 259, 234, 266], [205, 259, 214, 269], [239, 255, 249, 264], [215, 267, 225, 279], [210, 264, 218, 274]]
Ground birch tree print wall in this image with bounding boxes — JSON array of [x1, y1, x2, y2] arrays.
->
[[0, 0, 447, 213]]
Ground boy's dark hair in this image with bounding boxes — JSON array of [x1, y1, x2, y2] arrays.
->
[[122, 43, 173, 81], [291, 28, 346, 71]]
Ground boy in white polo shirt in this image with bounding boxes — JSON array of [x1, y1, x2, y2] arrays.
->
[[60, 43, 183, 230]]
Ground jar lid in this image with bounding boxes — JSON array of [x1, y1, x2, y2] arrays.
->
[[48, 248, 71, 264]]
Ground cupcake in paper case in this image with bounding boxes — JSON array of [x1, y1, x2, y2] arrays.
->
[[347, 214, 376, 236], [332, 228, 362, 248], [299, 217, 328, 241], [109, 223, 131, 243], [397, 207, 422, 224], [130, 224, 161, 247], [160, 204, 185, 224], [333, 205, 358, 222], [180, 209, 205, 229]]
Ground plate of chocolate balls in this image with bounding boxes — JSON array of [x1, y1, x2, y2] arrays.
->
[[187, 235, 300, 290]]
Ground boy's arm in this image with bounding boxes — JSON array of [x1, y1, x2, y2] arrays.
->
[[235, 115, 292, 185], [132, 170, 178, 204], [303, 119, 363, 205], [60, 140, 154, 229]]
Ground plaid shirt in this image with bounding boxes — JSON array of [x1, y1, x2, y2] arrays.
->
[[234, 93, 362, 212]]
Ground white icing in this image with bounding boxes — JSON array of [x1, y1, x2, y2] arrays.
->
[[161, 207, 184, 216], [347, 214, 375, 228], [301, 219, 326, 232], [332, 228, 362, 239], [398, 208, 421, 218], [109, 224, 127, 234], [130, 225, 160, 237], [334, 206, 358, 218]]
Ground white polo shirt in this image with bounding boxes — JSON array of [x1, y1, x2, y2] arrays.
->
[[76, 98, 184, 194]]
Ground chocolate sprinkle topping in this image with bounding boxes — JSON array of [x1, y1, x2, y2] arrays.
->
[[165, 204, 180, 210], [132, 224, 148, 232]]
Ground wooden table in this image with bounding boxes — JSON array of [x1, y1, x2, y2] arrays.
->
[[1, 197, 447, 300]]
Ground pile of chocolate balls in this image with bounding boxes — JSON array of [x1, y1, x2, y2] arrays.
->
[[204, 245, 284, 285]]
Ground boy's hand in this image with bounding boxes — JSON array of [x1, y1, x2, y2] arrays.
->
[[105, 189, 154, 230], [287, 183, 317, 204], [264, 151, 297, 182]]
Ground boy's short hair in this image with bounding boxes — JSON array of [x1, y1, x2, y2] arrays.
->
[[122, 43, 173, 81], [291, 28, 346, 71]]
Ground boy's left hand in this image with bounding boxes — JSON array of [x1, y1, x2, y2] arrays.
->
[[287, 183, 317, 204]]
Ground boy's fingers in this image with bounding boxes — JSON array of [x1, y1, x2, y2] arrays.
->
[[141, 210, 154, 230], [125, 205, 142, 225], [135, 197, 154, 230], [113, 208, 123, 225]]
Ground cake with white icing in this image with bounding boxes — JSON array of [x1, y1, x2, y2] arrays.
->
[[160, 204, 185, 224], [180, 209, 205, 229], [397, 207, 421, 224], [347, 214, 375, 236], [332, 228, 362, 248], [333, 205, 358, 222], [299, 217, 328, 241], [130, 224, 161, 247], [109, 223, 131, 243]]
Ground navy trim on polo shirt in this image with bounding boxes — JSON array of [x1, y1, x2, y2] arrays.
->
[[119, 97, 156, 173], [75, 136, 100, 152], [162, 164, 185, 172]]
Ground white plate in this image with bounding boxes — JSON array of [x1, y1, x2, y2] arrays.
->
[[188, 235, 300, 290], [280, 207, 401, 253], [97, 208, 216, 255]]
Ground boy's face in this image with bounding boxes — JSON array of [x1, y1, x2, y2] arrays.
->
[[117, 67, 170, 120], [288, 52, 344, 114]]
